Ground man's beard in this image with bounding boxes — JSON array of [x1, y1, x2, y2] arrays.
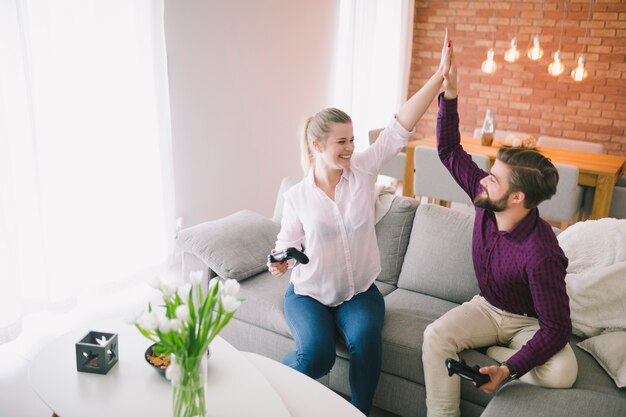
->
[[474, 190, 510, 212]]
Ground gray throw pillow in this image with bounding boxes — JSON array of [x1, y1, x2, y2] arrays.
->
[[375, 196, 419, 286], [177, 210, 280, 281], [397, 204, 479, 304], [578, 331, 626, 388]]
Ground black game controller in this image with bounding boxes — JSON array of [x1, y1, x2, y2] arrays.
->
[[445, 358, 490, 388], [268, 247, 309, 265]]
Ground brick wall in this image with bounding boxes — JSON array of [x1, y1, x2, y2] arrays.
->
[[408, 0, 626, 155]]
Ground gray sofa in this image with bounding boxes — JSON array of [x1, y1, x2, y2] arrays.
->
[[177, 178, 626, 417]]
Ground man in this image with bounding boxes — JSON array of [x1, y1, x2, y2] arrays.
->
[[422, 41, 578, 417]]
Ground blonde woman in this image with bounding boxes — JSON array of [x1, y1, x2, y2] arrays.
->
[[268, 32, 453, 416]]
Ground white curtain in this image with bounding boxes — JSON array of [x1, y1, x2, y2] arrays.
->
[[0, 0, 174, 343], [333, 0, 415, 151]]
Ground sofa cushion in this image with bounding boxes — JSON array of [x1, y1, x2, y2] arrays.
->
[[397, 204, 479, 304], [482, 384, 626, 417], [375, 196, 420, 286], [336, 288, 494, 407], [577, 332, 626, 388], [177, 210, 280, 281], [234, 270, 292, 338]]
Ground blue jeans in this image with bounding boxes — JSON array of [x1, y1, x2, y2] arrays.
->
[[283, 283, 385, 416]]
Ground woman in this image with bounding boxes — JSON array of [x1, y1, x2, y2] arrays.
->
[[267, 31, 453, 416]]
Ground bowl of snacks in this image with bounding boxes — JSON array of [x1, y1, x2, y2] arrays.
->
[[144, 343, 211, 377], [145, 343, 170, 377]]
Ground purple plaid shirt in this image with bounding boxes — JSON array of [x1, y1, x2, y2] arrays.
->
[[436, 93, 571, 377]]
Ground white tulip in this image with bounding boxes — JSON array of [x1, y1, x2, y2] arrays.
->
[[176, 283, 192, 300], [221, 279, 240, 297], [175, 304, 190, 322], [169, 319, 182, 332], [158, 316, 172, 333], [221, 295, 241, 313], [123, 309, 143, 325], [189, 270, 203, 286], [148, 276, 163, 289], [208, 277, 219, 292], [160, 281, 177, 297], [137, 311, 158, 331], [165, 360, 181, 383]]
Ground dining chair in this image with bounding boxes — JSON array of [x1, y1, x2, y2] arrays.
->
[[537, 163, 584, 230], [413, 146, 490, 207], [536, 136, 606, 154], [537, 136, 607, 219], [369, 128, 406, 186], [609, 176, 626, 219]]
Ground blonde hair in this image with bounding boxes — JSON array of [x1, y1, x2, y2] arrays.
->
[[300, 108, 351, 174]]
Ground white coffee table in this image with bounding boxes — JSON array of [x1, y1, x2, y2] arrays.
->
[[28, 319, 364, 417]]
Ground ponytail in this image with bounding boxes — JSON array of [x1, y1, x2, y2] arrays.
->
[[299, 108, 352, 175], [300, 117, 314, 174]]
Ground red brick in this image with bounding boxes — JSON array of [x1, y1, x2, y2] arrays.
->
[[562, 130, 587, 140]]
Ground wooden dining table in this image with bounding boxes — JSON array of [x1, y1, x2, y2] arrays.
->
[[402, 136, 626, 220]]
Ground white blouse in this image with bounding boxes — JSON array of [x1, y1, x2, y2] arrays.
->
[[275, 118, 413, 306]]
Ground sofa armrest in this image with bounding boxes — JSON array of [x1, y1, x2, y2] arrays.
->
[[177, 210, 280, 281]]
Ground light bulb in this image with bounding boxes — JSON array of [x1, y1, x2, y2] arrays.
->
[[527, 35, 544, 61], [504, 38, 520, 63], [571, 55, 588, 82], [481, 48, 497, 74], [548, 50, 565, 76]]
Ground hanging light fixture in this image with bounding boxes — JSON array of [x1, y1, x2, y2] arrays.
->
[[571, 55, 588, 81], [572, 0, 594, 82], [482, 49, 497, 74], [527, 0, 545, 61], [504, 0, 521, 63], [482, 1, 498, 74], [504, 38, 520, 63], [549, 0, 569, 77], [548, 51, 565, 76]]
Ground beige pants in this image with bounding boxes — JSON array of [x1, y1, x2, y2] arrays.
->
[[422, 295, 578, 417]]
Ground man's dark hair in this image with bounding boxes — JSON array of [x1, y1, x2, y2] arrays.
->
[[496, 147, 559, 209]]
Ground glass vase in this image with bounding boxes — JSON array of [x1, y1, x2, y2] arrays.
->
[[172, 353, 208, 417]]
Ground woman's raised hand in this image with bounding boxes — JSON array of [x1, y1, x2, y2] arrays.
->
[[439, 28, 452, 78], [441, 29, 458, 99]]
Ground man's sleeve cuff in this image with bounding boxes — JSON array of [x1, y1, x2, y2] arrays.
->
[[438, 92, 458, 114]]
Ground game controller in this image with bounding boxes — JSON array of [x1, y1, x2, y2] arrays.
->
[[445, 358, 490, 388], [268, 247, 309, 265]]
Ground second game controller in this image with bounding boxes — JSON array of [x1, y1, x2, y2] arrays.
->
[[445, 358, 490, 388]]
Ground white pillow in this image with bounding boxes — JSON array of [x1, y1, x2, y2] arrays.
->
[[577, 331, 626, 388]]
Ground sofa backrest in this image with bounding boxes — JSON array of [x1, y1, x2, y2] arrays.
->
[[272, 176, 303, 223], [397, 204, 480, 304], [375, 196, 420, 286]]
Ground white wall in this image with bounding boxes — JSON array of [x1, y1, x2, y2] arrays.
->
[[164, 0, 340, 227]]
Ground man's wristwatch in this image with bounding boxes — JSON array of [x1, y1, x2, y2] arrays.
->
[[501, 361, 518, 380]]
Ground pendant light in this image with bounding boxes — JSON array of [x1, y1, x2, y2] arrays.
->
[[482, 49, 497, 74], [548, 0, 569, 76], [527, 0, 545, 61], [571, 55, 588, 82], [504, 0, 521, 63], [481, 2, 498, 74], [572, 0, 594, 82]]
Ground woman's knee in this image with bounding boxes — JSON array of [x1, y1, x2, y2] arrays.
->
[[297, 343, 336, 377]]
